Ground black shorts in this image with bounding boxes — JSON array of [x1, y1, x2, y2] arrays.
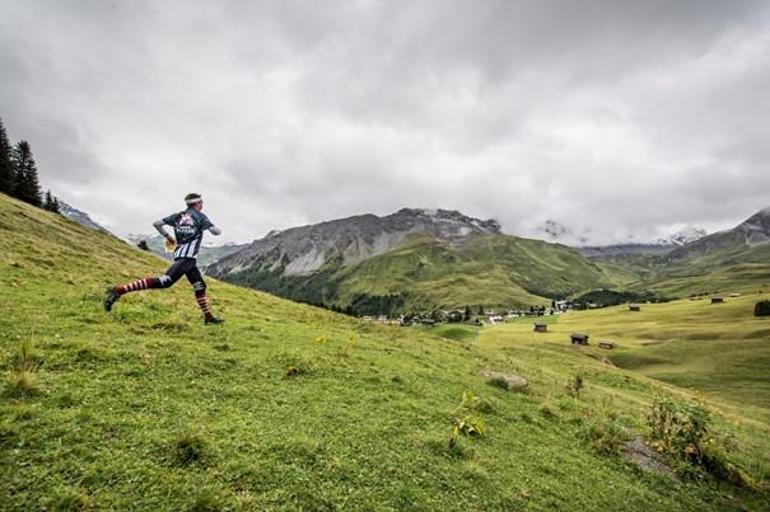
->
[[164, 258, 205, 287]]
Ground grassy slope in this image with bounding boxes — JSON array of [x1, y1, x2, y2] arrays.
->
[[335, 233, 624, 309], [478, 300, 770, 483], [1, 193, 768, 510]]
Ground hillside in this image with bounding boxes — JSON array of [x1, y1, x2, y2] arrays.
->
[[1, 192, 769, 510], [208, 208, 621, 313], [580, 208, 770, 298]]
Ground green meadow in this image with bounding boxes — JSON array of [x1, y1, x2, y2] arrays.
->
[[1, 193, 769, 510]]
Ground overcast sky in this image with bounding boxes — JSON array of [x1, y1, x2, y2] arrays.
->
[[2, 0, 769, 245]]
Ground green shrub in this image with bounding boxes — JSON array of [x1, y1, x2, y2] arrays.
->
[[646, 397, 754, 488], [580, 417, 630, 455], [647, 397, 709, 461], [754, 300, 770, 317]]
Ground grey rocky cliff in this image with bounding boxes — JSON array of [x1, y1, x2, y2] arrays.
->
[[207, 208, 501, 277]]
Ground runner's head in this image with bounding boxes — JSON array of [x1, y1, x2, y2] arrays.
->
[[185, 193, 203, 211]]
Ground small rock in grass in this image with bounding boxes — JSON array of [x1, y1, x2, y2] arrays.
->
[[480, 370, 528, 390], [622, 438, 674, 479]]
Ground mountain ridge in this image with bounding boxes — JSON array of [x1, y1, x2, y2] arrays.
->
[[208, 207, 620, 312]]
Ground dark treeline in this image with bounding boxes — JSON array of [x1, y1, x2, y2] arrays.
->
[[0, 116, 60, 213]]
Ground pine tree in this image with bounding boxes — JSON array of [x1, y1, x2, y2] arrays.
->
[[12, 140, 42, 207], [43, 189, 61, 213], [0, 117, 14, 194]]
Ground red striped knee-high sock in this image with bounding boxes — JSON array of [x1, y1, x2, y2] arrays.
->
[[115, 277, 155, 296], [195, 291, 214, 319]]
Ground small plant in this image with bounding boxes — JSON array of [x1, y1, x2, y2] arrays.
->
[[565, 373, 584, 399], [284, 366, 303, 378], [449, 391, 488, 447], [449, 416, 485, 448]]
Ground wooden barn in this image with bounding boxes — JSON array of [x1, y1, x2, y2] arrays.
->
[[570, 333, 589, 345], [533, 323, 548, 333], [711, 296, 725, 304]]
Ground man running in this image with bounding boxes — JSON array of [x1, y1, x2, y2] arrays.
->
[[103, 193, 224, 324]]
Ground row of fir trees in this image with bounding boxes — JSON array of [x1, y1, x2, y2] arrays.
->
[[0, 116, 60, 213]]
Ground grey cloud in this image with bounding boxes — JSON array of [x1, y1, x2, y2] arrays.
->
[[0, 0, 769, 244]]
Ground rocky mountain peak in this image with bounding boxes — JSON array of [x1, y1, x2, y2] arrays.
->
[[208, 207, 503, 278], [392, 208, 502, 235], [737, 206, 770, 246], [656, 226, 707, 246], [59, 201, 109, 232]]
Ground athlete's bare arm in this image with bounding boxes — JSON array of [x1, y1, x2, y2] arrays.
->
[[152, 219, 174, 242]]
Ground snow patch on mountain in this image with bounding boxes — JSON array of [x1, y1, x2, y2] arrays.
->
[[656, 226, 707, 246], [59, 201, 110, 232]]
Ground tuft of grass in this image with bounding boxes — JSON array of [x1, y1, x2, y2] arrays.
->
[[5, 370, 40, 398], [45, 487, 91, 511], [189, 489, 225, 512], [13, 338, 43, 372]]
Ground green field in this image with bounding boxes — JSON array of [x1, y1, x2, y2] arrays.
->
[[2, 193, 769, 510], [480, 298, 770, 417]]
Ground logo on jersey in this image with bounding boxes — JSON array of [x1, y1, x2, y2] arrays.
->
[[176, 213, 197, 237]]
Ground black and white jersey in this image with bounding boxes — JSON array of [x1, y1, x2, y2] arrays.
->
[[162, 208, 214, 260]]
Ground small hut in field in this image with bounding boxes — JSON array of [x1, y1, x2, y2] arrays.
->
[[628, 303, 641, 312], [711, 296, 725, 304], [598, 341, 616, 349], [570, 333, 589, 345], [533, 322, 548, 333]]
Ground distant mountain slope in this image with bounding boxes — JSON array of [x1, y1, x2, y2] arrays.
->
[[619, 208, 770, 296], [127, 233, 249, 267], [59, 201, 110, 232], [208, 208, 621, 312], [668, 208, 770, 261], [578, 243, 675, 259]]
